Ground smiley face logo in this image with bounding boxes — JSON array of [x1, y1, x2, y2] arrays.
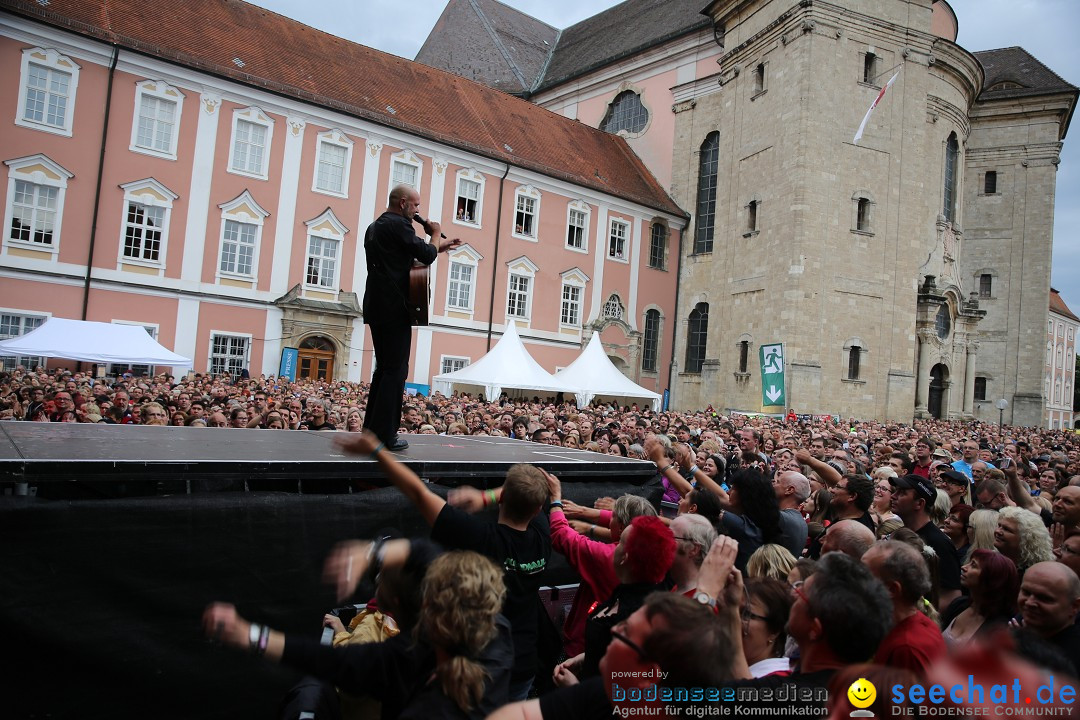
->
[[848, 677, 877, 709]]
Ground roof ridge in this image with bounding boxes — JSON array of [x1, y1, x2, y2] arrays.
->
[[467, 0, 529, 92]]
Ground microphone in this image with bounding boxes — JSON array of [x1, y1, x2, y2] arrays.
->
[[413, 214, 447, 239]]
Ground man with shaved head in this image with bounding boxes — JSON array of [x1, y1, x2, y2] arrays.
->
[[1017, 562, 1080, 674], [819, 519, 876, 560], [362, 185, 461, 451], [772, 470, 810, 557]]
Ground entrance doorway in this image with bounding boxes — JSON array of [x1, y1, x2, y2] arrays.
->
[[928, 364, 949, 419], [297, 335, 336, 381]]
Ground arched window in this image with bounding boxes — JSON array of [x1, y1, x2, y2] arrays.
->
[[694, 133, 720, 254], [603, 294, 624, 320], [642, 309, 661, 373], [943, 132, 959, 222], [601, 91, 648, 134], [686, 303, 709, 373], [848, 346, 861, 380]]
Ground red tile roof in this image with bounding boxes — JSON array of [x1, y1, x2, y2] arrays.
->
[[4, 0, 684, 217], [1050, 288, 1080, 323]]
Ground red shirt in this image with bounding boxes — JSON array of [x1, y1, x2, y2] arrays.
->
[[874, 611, 945, 677]]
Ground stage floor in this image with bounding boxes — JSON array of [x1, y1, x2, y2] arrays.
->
[[0, 423, 654, 497]]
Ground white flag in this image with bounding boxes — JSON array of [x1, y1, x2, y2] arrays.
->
[[853, 70, 900, 145]]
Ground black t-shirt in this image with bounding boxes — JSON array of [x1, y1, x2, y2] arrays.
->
[[916, 520, 962, 591], [431, 503, 551, 682], [582, 581, 665, 678], [1046, 623, 1080, 677], [281, 615, 513, 720]]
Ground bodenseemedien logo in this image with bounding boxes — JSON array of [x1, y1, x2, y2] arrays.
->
[[848, 678, 877, 718]]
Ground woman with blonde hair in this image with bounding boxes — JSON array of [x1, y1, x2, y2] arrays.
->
[[966, 509, 999, 563], [203, 549, 513, 717], [746, 544, 798, 582]]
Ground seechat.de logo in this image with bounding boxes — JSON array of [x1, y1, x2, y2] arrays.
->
[[848, 678, 877, 718]]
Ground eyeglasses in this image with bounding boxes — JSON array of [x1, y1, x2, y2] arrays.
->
[[740, 606, 769, 631], [610, 622, 648, 661], [790, 580, 809, 605]]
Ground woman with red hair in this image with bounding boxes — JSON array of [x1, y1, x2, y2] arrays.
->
[[555, 515, 676, 686], [940, 549, 1020, 647]]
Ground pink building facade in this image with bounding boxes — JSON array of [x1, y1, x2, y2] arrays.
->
[[0, 3, 686, 398], [1045, 290, 1078, 429]]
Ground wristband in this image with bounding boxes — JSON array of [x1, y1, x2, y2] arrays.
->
[[660, 462, 676, 473], [369, 441, 385, 460], [484, 489, 498, 507], [257, 625, 270, 656], [689, 465, 700, 475], [587, 524, 596, 538], [548, 500, 564, 511], [248, 623, 261, 652], [369, 537, 387, 578]]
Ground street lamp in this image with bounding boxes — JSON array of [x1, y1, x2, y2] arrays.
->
[[995, 398, 1009, 428]]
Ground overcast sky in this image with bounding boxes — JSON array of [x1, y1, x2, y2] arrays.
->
[[248, 0, 1080, 309]]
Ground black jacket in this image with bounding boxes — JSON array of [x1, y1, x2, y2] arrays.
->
[[362, 211, 437, 326]]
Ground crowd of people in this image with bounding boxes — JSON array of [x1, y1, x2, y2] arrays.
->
[[7, 365, 1080, 717]]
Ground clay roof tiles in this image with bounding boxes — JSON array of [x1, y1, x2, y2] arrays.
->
[[1050, 289, 1080, 323], [3, 0, 683, 217]]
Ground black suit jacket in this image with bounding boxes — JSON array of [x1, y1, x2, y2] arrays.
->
[[362, 211, 438, 326]]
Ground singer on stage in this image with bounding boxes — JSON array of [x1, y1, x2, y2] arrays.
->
[[361, 185, 461, 451]]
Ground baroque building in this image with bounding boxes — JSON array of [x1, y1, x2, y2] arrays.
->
[[0, 0, 685, 392], [421, 0, 1076, 424]]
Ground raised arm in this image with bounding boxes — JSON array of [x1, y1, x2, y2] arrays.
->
[[796, 448, 841, 486], [336, 430, 445, 526]]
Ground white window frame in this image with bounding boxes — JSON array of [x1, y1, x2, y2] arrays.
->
[[608, 218, 629, 262], [603, 293, 625, 321], [512, 185, 541, 241], [453, 168, 485, 228], [216, 190, 269, 281], [3, 154, 72, 257], [445, 244, 483, 315], [505, 256, 538, 325], [16, 47, 80, 137], [0, 308, 49, 372], [559, 268, 589, 329], [208, 331, 251, 377], [566, 200, 590, 253], [228, 106, 274, 180], [129, 80, 184, 160], [304, 208, 348, 293], [440, 355, 470, 375], [390, 149, 423, 190], [116, 178, 178, 270], [312, 128, 353, 197]]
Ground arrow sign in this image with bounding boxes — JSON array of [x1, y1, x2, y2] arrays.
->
[[759, 343, 786, 408]]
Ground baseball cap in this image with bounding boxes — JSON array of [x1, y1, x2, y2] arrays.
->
[[940, 469, 970, 486], [890, 474, 937, 502], [931, 448, 951, 459]]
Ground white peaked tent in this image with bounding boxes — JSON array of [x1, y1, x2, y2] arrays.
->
[[0, 318, 192, 366], [556, 333, 663, 411], [431, 322, 574, 400]]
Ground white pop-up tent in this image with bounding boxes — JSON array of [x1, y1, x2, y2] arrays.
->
[[0, 318, 192, 366], [431, 322, 575, 400], [556, 332, 663, 411]]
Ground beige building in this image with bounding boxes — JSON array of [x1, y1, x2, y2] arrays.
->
[[423, 0, 1076, 424]]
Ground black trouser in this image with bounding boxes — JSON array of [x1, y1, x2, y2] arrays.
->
[[363, 321, 412, 444]]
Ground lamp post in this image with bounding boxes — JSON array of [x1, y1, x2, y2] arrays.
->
[[995, 398, 1009, 428]]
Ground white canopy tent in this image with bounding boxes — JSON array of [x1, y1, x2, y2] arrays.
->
[[556, 333, 663, 411], [0, 318, 192, 367], [431, 322, 575, 400]]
